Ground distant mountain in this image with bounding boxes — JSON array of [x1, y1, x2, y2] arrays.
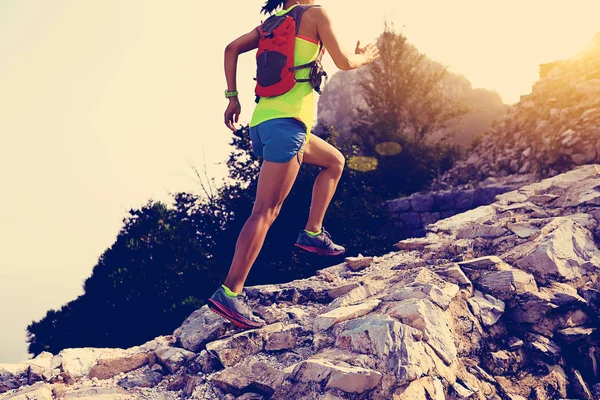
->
[[317, 48, 508, 149]]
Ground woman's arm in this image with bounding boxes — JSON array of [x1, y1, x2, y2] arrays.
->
[[224, 27, 260, 131], [314, 8, 379, 71]]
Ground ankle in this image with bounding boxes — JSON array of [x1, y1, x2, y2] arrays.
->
[[304, 227, 323, 237], [222, 282, 242, 295], [304, 225, 322, 234]]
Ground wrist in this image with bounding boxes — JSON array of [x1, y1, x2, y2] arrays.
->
[[225, 89, 238, 99]]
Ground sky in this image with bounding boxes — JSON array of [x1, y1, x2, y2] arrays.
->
[[1, 0, 599, 363]]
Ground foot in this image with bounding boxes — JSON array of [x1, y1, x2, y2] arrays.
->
[[294, 228, 345, 256], [207, 287, 265, 329]]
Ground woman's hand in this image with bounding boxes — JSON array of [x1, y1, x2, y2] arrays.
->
[[355, 40, 380, 64], [224, 98, 241, 132]]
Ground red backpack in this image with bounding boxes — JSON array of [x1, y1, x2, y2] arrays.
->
[[254, 5, 327, 102]]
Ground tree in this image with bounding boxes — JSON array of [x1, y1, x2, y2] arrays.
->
[[356, 23, 469, 149], [345, 24, 466, 197]]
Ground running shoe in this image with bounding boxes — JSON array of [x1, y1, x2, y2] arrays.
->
[[294, 228, 345, 256], [207, 287, 265, 329]]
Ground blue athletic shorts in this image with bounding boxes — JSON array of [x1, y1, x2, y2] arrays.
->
[[249, 118, 307, 163]]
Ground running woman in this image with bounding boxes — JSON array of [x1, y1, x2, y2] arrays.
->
[[208, 0, 380, 329]]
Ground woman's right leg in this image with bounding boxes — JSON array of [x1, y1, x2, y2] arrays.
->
[[223, 156, 302, 293]]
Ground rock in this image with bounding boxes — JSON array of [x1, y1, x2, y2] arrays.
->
[[265, 324, 302, 351], [344, 255, 374, 271], [392, 376, 445, 400], [554, 176, 600, 207], [183, 375, 205, 398], [206, 323, 285, 367], [556, 326, 595, 344], [334, 314, 435, 384], [508, 337, 524, 350], [326, 281, 385, 309], [506, 291, 558, 324], [507, 223, 539, 238], [428, 205, 496, 233], [117, 370, 163, 389], [57, 348, 132, 379], [211, 361, 284, 398], [384, 268, 460, 309], [467, 290, 505, 326], [583, 288, 600, 314], [64, 387, 131, 398], [457, 256, 513, 271], [186, 350, 221, 374], [175, 304, 231, 352], [316, 269, 336, 282], [327, 283, 360, 300], [410, 193, 435, 212], [155, 346, 196, 374], [436, 265, 472, 286], [572, 150, 597, 165], [255, 305, 288, 325], [236, 393, 265, 400], [315, 299, 381, 331], [527, 333, 561, 360], [395, 237, 434, 251], [388, 198, 411, 212], [539, 282, 586, 306], [475, 269, 538, 300], [451, 381, 475, 398], [488, 350, 522, 375], [386, 299, 457, 365], [570, 368, 593, 400], [0, 363, 29, 392], [1, 382, 53, 400], [526, 194, 558, 205], [288, 359, 382, 394], [507, 217, 600, 279], [88, 353, 149, 380]]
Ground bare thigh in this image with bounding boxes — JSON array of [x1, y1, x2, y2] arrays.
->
[[253, 157, 302, 215], [302, 134, 345, 168]]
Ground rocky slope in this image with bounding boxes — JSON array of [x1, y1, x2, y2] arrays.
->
[[434, 33, 600, 190], [2, 165, 600, 399]]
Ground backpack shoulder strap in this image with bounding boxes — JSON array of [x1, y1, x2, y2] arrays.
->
[[287, 4, 321, 34]]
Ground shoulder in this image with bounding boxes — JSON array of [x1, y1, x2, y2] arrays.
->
[[306, 5, 329, 23]]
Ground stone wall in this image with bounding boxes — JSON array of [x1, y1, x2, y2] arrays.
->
[[386, 175, 536, 241]]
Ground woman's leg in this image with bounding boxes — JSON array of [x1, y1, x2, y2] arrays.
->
[[223, 157, 302, 293], [302, 134, 345, 233]]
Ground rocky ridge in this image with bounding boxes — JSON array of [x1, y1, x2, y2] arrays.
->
[[434, 33, 600, 190], [2, 165, 600, 399]]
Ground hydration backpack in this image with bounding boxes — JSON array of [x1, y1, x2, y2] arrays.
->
[[254, 5, 327, 102]]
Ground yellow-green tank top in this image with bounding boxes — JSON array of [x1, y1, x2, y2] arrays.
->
[[250, 4, 322, 141]]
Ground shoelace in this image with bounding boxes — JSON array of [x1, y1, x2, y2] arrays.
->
[[321, 228, 333, 246]]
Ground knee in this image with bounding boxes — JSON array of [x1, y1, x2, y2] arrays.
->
[[252, 202, 282, 224], [329, 151, 345, 177]]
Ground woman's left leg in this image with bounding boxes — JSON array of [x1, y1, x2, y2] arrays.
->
[[293, 134, 346, 256], [301, 134, 345, 233]]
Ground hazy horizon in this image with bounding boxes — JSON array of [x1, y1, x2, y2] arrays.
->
[[2, 0, 600, 363]]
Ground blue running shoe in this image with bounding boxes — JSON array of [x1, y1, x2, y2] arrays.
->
[[207, 287, 265, 330], [294, 228, 345, 256]]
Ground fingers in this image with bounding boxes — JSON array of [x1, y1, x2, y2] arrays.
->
[[224, 113, 235, 132]]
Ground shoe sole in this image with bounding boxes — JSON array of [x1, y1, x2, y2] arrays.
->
[[207, 298, 263, 330], [294, 243, 345, 256]]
